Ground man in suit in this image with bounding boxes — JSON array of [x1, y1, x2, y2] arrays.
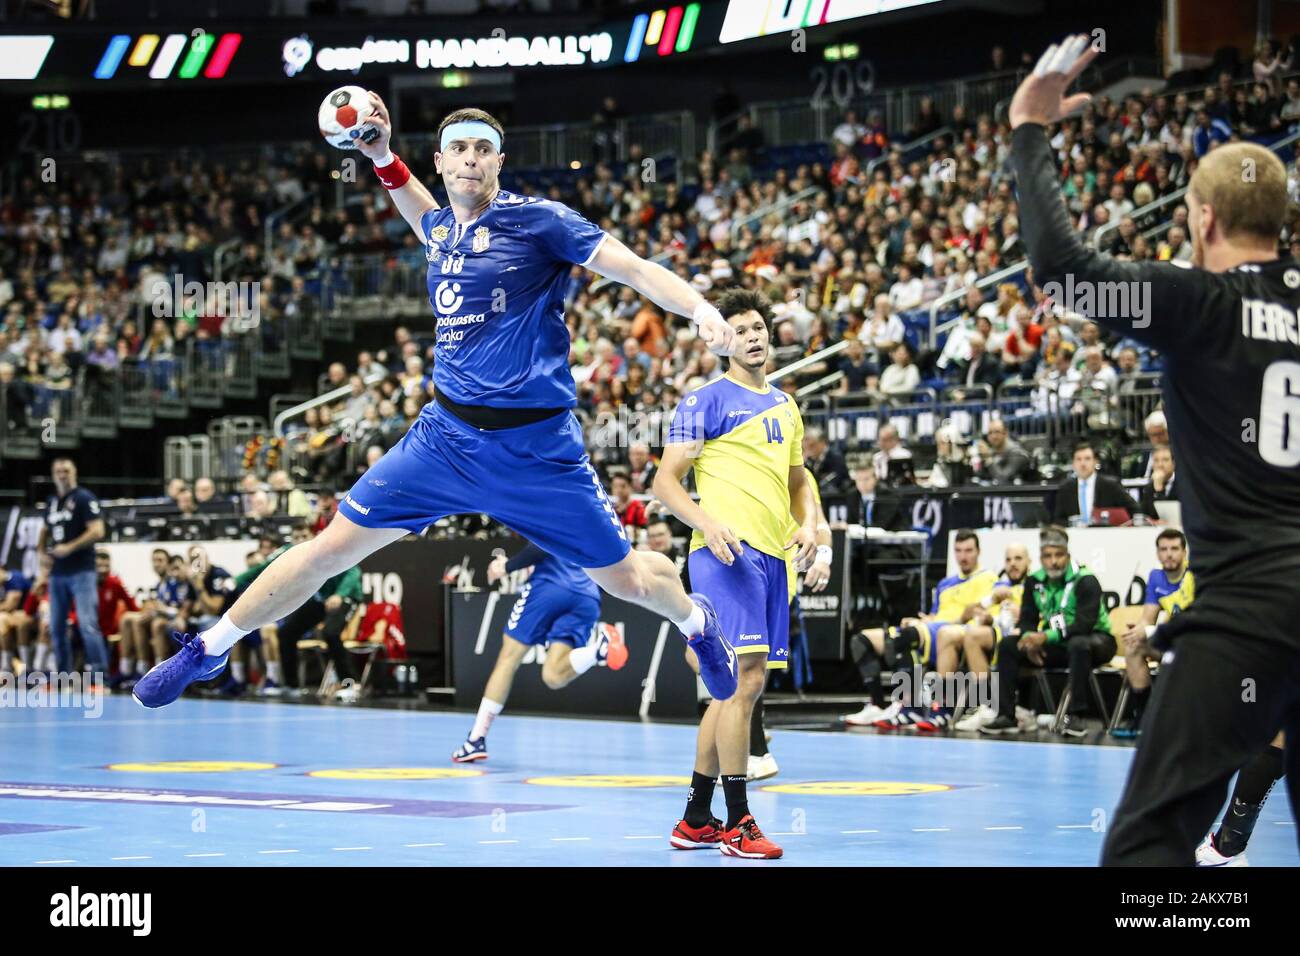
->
[[1052, 440, 1137, 524], [947, 333, 1004, 393], [1137, 445, 1177, 518], [845, 465, 905, 531], [803, 426, 852, 495]]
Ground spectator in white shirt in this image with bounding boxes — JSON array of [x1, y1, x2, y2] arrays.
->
[[1102, 181, 1135, 223], [833, 109, 867, 149], [863, 294, 905, 358], [888, 262, 924, 313], [47, 314, 83, 357], [879, 343, 921, 397], [872, 423, 914, 480]]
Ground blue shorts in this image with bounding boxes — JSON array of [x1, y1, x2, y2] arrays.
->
[[688, 545, 790, 670], [341, 402, 631, 569], [921, 621, 956, 665], [504, 581, 601, 650]]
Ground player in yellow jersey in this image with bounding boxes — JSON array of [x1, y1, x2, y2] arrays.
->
[[654, 289, 819, 860]]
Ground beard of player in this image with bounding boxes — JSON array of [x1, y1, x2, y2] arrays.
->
[[1186, 143, 1286, 273]]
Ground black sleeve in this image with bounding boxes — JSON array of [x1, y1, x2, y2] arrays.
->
[[1011, 123, 1212, 355], [1017, 584, 1038, 634], [1063, 575, 1103, 637], [505, 541, 547, 573]]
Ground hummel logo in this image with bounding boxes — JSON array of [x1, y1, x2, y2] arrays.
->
[[723, 641, 737, 676], [344, 494, 370, 516]]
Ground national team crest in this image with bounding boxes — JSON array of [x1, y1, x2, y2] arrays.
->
[[429, 225, 450, 242], [472, 226, 491, 253]]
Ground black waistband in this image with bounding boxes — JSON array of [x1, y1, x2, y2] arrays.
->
[[435, 391, 567, 431]]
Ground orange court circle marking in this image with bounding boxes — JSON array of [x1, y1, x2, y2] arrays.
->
[[524, 774, 692, 788], [107, 761, 278, 773], [760, 781, 953, 796], [307, 768, 484, 780]]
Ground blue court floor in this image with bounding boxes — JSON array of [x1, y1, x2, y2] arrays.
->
[[0, 695, 1295, 867]]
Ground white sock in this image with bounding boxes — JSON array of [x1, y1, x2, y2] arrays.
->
[[231, 661, 247, 683], [136, 659, 148, 675], [470, 697, 504, 741], [266, 661, 282, 683], [33, 644, 49, 671], [19, 645, 32, 668], [673, 603, 706, 638], [0, 650, 11, 671], [568, 644, 598, 675], [120, 656, 133, 676], [202, 613, 252, 657]]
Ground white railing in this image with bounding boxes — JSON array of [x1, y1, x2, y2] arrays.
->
[[928, 260, 1031, 347], [730, 184, 822, 244]]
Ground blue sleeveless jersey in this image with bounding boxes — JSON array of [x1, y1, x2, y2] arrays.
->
[[419, 190, 607, 408]]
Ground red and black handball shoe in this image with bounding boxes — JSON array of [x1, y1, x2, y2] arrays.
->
[[719, 815, 783, 859], [670, 816, 725, 850]]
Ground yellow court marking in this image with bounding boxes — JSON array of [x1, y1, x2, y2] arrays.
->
[[525, 774, 692, 788], [107, 761, 277, 773], [760, 781, 953, 796], [307, 768, 484, 780]]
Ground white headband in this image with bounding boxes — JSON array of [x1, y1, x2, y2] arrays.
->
[[440, 121, 502, 153]]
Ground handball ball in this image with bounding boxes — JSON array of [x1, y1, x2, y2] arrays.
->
[[318, 86, 378, 150]]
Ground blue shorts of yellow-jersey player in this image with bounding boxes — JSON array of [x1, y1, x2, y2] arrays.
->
[[504, 581, 602, 649], [340, 401, 632, 570], [687, 545, 789, 670]]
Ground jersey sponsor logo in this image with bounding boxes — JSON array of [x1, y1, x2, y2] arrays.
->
[[429, 225, 450, 242], [738, 633, 762, 640], [685, 395, 698, 406], [726, 409, 752, 417], [472, 226, 491, 252], [1285, 269, 1300, 289], [343, 494, 371, 516], [433, 280, 465, 315]]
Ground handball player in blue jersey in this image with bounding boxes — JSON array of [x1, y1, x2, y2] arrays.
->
[[134, 100, 743, 707], [134, 96, 739, 708], [451, 541, 628, 763]]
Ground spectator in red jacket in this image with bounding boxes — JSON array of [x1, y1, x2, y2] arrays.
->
[[609, 472, 647, 531]]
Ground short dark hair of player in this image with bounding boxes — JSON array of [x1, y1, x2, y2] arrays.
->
[[1156, 527, 1187, 549], [715, 289, 773, 334], [437, 108, 505, 147], [953, 528, 980, 551]]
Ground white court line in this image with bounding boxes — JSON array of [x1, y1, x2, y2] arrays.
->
[[111, 855, 151, 861], [184, 852, 225, 858], [404, 842, 445, 847], [551, 837, 591, 842], [479, 839, 518, 844], [985, 826, 1023, 831], [767, 832, 805, 836], [912, 827, 950, 832], [2, 711, 404, 730], [35, 859, 76, 864], [1274, 821, 1297, 826], [623, 835, 661, 840], [1056, 825, 1093, 830], [841, 829, 879, 834], [332, 846, 372, 851], [258, 849, 299, 854]]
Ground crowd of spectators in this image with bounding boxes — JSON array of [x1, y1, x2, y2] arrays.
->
[[4, 42, 1297, 502]]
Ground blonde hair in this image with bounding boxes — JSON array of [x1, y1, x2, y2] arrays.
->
[[1188, 142, 1287, 244]]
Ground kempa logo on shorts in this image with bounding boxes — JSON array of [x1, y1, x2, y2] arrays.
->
[[344, 494, 370, 516], [738, 633, 761, 640], [50, 886, 151, 936]]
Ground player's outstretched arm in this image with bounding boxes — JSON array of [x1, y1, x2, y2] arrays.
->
[[587, 235, 735, 356], [1009, 36, 1206, 348], [356, 92, 439, 241]]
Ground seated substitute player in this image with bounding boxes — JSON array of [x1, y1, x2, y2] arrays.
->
[[980, 525, 1115, 737], [654, 289, 820, 860], [134, 98, 741, 710], [953, 543, 1031, 731], [0, 565, 34, 676], [1110, 528, 1194, 738], [452, 540, 629, 762], [842, 530, 997, 730]]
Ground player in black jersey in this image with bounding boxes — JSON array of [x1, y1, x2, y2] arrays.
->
[[1009, 36, 1300, 865]]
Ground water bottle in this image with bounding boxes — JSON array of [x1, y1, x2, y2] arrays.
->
[[998, 602, 1017, 636], [395, 664, 407, 694]]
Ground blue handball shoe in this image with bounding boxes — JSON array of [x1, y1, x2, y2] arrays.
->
[[132, 632, 230, 709], [685, 593, 738, 701]]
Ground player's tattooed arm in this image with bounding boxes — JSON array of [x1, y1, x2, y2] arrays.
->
[[587, 235, 736, 357], [652, 443, 744, 567], [356, 91, 439, 240]]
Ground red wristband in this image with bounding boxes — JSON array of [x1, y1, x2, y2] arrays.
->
[[374, 153, 411, 190]]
